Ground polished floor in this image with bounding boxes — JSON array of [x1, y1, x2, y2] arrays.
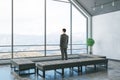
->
[[0, 60, 120, 80]]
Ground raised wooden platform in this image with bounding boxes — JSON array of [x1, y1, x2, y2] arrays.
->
[[36, 57, 108, 78]]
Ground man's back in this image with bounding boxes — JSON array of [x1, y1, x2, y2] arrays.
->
[[60, 34, 68, 48]]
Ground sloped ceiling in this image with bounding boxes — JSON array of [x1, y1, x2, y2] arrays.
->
[[76, 0, 120, 16]]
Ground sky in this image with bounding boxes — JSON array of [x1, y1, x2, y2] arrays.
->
[[0, 0, 86, 36]]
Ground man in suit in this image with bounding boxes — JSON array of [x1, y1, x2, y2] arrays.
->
[[60, 28, 69, 60]]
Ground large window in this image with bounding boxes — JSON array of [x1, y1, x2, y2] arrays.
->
[[14, 0, 44, 58], [72, 6, 87, 54], [46, 0, 70, 56], [0, 0, 11, 59], [0, 0, 88, 60]]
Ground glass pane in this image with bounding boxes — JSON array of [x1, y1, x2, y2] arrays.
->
[[14, 0, 44, 58], [72, 6, 87, 54], [46, 0, 70, 56], [0, 0, 11, 59], [54, 0, 69, 3]]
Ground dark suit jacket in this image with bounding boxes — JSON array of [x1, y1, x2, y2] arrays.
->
[[60, 34, 69, 48]]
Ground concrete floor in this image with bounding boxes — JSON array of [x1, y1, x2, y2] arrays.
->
[[0, 60, 120, 80]]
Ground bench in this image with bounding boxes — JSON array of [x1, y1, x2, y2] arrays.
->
[[79, 54, 106, 58], [26, 54, 106, 63], [36, 58, 108, 78], [11, 59, 36, 75]]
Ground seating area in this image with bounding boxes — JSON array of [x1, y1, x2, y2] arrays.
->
[[10, 54, 108, 78], [11, 59, 36, 75], [36, 58, 108, 78]]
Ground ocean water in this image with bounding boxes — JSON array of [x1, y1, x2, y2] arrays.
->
[[0, 45, 87, 53]]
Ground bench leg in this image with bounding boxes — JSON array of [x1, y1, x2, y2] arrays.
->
[[78, 66, 80, 72], [62, 68, 64, 77], [78, 66, 82, 74], [37, 68, 39, 75], [81, 66, 83, 74], [106, 63, 108, 69], [94, 64, 97, 71], [18, 70, 20, 75], [54, 69, 57, 78], [43, 70, 45, 78]]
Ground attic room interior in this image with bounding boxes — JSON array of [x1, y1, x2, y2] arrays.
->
[[0, 0, 120, 80]]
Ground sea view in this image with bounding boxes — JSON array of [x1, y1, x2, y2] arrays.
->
[[0, 0, 87, 60], [0, 34, 87, 59]]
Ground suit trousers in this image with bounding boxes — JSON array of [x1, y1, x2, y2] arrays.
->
[[60, 48, 68, 60]]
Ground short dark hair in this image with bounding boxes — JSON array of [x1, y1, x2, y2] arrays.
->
[[62, 28, 66, 32]]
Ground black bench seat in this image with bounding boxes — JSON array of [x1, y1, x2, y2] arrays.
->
[[36, 58, 108, 78]]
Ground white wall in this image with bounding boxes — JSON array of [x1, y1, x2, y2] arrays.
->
[[93, 11, 120, 60]]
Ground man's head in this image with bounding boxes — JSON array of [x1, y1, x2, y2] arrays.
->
[[62, 28, 66, 33]]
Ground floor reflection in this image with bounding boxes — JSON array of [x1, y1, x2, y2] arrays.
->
[[0, 60, 120, 80]]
